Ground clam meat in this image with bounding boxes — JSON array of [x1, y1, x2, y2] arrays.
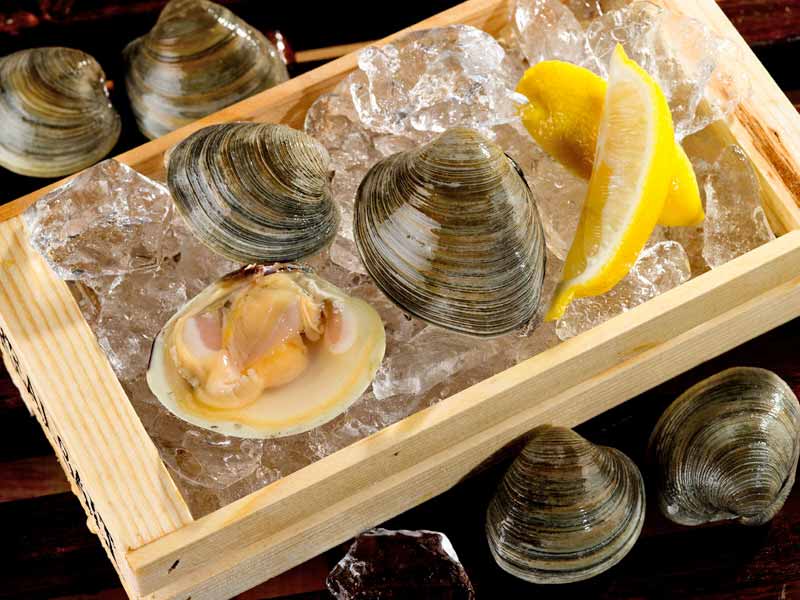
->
[[648, 367, 800, 526], [124, 0, 289, 139], [486, 425, 645, 583], [0, 47, 121, 178], [166, 123, 338, 263], [147, 264, 385, 438], [354, 127, 546, 337]]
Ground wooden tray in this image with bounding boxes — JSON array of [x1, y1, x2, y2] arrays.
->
[[2, 0, 800, 598]]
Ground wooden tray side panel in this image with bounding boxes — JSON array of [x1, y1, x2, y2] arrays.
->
[[0, 217, 193, 595], [129, 231, 800, 600]]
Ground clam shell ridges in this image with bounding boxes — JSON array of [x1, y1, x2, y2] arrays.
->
[[648, 367, 800, 526], [0, 47, 121, 178], [486, 426, 645, 583], [124, 0, 289, 139], [167, 123, 339, 263], [354, 127, 546, 337]]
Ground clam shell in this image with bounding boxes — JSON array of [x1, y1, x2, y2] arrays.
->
[[166, 123, 338, 263], [486, 425, 645, 583], [354, 127, 546, 337], [0, 47, 120, 178], [124, 0, 289, 139], [648, 367, 800, 526], [147, 263, 386, 439]]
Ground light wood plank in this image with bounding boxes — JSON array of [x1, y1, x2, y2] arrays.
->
[[0, 216, 193, 596], [127, 230, 800, 599], [295, 41, 374, 64]]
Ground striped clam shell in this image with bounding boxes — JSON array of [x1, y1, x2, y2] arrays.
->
[[354, 127, 546, 337], [486, 426, 645, 583], [0, 47, 120, 178], [124, 0, 288, 140], [166, 123, 338, 263], [648, 367, 800, 526]]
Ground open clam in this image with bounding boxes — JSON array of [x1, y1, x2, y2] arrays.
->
[[124, 0, 289, 139], [0, 47, 120, 178], [166, 123, 338, 264], [354, 127, 546, 337], [147, 264, 385, 438], [648, 367, 800, 526], [486, 425, 645, 583]]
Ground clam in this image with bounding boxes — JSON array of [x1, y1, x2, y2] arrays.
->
[[486, 425, 645, 583], [0, 47, 120, 178], [147, 264, 386, 438], [124, 0, 289, 139], [648, 367, 800, 526], [166, 123, 338, 263], [354, 127, 546, 337]]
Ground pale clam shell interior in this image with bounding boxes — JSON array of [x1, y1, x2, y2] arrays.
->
[[147, 265, 385, 439], [124, 0, 289, 139], [648, 367, 800, 526], [354, 127, 546, 337], [486, 425, 645, 583], [166, 123, 338, 264], [0, 47, 121, 178]]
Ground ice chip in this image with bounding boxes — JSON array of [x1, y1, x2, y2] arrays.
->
[[511, 0, 601, 71], [24, 160, 174, 279], [702, 145, 774, 268], [587, 2, 750, 139], [352, 25, 520, 136], [556, 241, 691, 340], [493, 123, 587, 259]]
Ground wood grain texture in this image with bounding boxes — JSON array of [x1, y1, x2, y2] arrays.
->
[[0, 216, 193, 596], [0, 455, 69, 502], [721, 0, 800, 46]]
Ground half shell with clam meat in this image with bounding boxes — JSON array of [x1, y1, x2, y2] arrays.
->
[[486, 425, 645, 583], [354, 127, 546, 337], [0, 47, 121, 177], [124, 0, 289, 139], [648, 367, 800, 526], [147, 264, 386, 438], [166, 123, 338, 264]]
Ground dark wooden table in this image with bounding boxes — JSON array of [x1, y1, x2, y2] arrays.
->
[[2, 1, 800, 598]]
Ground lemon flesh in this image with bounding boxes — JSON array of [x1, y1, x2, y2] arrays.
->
[[518, 60, 703, 228], [546, 45, 675, 321]]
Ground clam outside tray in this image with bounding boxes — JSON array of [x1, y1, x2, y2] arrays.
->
[[2, 0, 800, 598]]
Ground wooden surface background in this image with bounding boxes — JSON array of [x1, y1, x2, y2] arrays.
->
[[2, 1, 800, 598]]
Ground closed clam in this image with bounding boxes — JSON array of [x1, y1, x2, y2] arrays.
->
[[124, 0, 289, 139], [648, 367, 800, 526], [0, 47, 120, 178], [147, 264, 386, 438], [486, 425, 645, 583], [166, 123, 338, 263], [354, 127, 546, 337]]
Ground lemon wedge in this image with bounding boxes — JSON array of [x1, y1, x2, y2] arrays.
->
[[545, 45, 675, 321], [518, 59, 703, 228]]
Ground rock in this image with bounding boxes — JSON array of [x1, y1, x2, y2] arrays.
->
[[327, 529, 475, 599]]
